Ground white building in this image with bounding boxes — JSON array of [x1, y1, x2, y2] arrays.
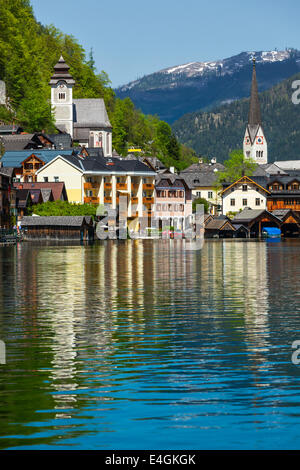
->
[[221, 176, 270, 215], [49, 56, 112, 156], [243, 58, 268, 165]]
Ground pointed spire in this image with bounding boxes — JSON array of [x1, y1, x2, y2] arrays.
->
[[248, 57, 262, 126], [49, 55, 75, 86]]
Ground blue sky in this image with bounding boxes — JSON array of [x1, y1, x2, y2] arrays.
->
[[31, 0, 300, 88]]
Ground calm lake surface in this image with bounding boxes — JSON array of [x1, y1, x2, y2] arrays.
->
[[0, 239, 300, 449]]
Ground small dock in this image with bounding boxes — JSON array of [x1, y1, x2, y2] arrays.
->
[[0, 229, 20, 245]]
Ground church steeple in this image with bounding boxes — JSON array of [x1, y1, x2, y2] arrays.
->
[[248, 58, 262, 126], [49, 56, 75, 137], [49, 55, 75, 86], [243, 56, 268, 165]]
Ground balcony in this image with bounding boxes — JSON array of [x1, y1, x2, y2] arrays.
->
[[104, 197, 112, 204], [84, 182, 99, 190], [84, 196, 99, 205], [143, 197, 154, 205], [117, 182, 127, 190], [143, 183, 154, 191], [131, 183, 139, 191], [131, 197, 139, 204], [104, 182, 112, 189]]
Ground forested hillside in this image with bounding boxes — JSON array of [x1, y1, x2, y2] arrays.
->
[[116, 50, 300, 123], [0, 0, 197, 170], [172, 73, 300, 163]]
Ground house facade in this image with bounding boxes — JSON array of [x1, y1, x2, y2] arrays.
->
[[154, 173, 193, 229], [221, 176, 270, 215], [0, 168, 16, 227], [180, 161, 224, 215], [266, 176, 300, 211], [36, 153, 156, 228], [1, 149, 76, 183]]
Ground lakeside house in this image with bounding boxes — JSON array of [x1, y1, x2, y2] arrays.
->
[[1, 149, 76, 182], [35, 151, 156, 230], [13, 182, 68, 219], [154, 171, 193, 230], [180, 160, 224, 215], [0, 167, 16, 227], [21, 216, 94, 241], [221, 176, 270, 214]]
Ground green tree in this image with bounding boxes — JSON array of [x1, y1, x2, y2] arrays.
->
[[28, 200, 97, 217], [216, 149, 257, 187], [192, 197, 210, 214]]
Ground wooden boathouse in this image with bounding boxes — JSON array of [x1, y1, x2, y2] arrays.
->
[[21, 216, 94, 241]]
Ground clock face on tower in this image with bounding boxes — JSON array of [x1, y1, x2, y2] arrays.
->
[[256, 136, 264, 145], [245, 136, 251, 145]]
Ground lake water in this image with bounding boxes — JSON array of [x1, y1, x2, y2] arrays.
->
[[0, 239, 300, 450]]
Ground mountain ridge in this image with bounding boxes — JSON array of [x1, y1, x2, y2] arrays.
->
[[115, 50, 300, 123], [172, 72, 300, 163]]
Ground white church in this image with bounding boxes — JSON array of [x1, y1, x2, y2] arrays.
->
[[243, 57, 268, 165], [49, 56, 112, 156]]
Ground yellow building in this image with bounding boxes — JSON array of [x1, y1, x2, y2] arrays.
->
[[36, 153, 156, 225]]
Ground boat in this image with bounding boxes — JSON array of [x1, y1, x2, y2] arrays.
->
[[262, 227, 281, 238]]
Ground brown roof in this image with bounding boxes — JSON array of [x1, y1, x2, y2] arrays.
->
[[205, 217, 235, 231], [13, 182, 67, 201]]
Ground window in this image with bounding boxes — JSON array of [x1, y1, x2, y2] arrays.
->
[[242, 185, 248, 192], [255, 198, 260, 206], [156, 204, 161, 211], [246, 151, 250, 158], [230, 199, 235, 206], [242, 199, 247, 206], [196, 191, 201, 197], [58, 92, 66, 100], [208, 191, 213, 199], [54, 176, 59, 183], [43, 177, 48, 182]]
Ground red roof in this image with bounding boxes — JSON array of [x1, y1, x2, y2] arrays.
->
[[13, 182, 67, 201]]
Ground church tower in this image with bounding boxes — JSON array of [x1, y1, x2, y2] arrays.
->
[[243, 58, 268, 165], [49, 56, 75, 137]]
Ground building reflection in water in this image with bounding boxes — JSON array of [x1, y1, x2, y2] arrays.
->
[[1, 239, 274, 421]]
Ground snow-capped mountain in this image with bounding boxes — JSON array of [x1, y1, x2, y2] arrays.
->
[[116, 50, 300, 123]]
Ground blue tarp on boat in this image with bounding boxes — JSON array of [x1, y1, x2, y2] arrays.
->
[[262, 227, 281, 237]]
